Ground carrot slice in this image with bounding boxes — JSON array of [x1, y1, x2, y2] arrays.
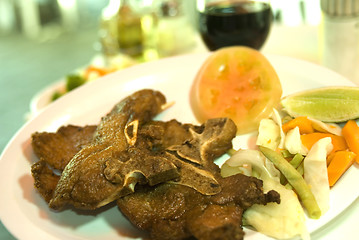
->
[[327, 150, 356, 186], [301, 132, 347, 154], [342, 120, 359, 164], [282, 116, 314, 134], [84, 65, 113, 79], [326, 151, 336, 165]]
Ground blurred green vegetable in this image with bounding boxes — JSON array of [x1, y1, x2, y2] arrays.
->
[[289, 153, 304, 169], [51, 91, 63, 101], [66, 74, 86, 91], [259, 146, 321, 219], [281, 149, 293, 158]]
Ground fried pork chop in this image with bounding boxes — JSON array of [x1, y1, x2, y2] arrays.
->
[[117, 117, 280, 240], [31, 125, 97, 202], [48, 89, 179, 210], [32, 125, 97, 170], [30, 89, 281, 240], [117, 175, 279, 240]]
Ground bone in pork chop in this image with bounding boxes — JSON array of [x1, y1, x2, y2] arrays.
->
[[117, 117, 280, 240], [48, 89, 180, 210], [117, 175, 280, 240], [30, 89, 281, 240], [34, 89, 238, 210], [31, 117, 234, 205]]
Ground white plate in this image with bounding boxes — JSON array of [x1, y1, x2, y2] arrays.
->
[[29, 80, 65, 116], [1, 52, 358, 240]]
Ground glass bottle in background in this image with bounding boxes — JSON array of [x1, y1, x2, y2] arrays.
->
[[116, 0, 143, 57], [320, 0, 359, 85], [154, 0, 196, 58], [99, 0, 121, 57], [99, 0, 158, 62], [129, 0, 159, 61]]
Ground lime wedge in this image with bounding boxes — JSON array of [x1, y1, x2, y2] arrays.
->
[[281, 87, 359, 122]]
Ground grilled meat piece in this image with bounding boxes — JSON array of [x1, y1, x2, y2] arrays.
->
[[48, 89, 177, 210], [187, 204, 244, 240], [32, 125, 97, 171], [116, 116, 279, 240], [30, 119, 191, 204], [29, 89, 280, 240], [139, 118, 237, 196], [31, 160, 61, 203], [166, 117, 237, 194], [138, 119, 202, 150], [34, 117, 236, 210], [117, 174, 280, 240], [31, 125, 97, 202]]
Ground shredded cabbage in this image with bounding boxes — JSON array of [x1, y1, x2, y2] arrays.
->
[[271, 108, 286, 149], [224, 149, 280, 181], [256, 108, 286, 150], [244, 180, 310, 240], [284, 127, 308, 155], [221, 149, 309, 240], [304, 137, 332, 214], [256, 119, 281, 150], [308, 117, 342, 136]]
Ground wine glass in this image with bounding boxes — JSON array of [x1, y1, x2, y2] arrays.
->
[[196, 0, 273, 51]]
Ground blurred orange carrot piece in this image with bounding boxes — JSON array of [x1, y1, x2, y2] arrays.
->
[[282, 116, 314, 134], [326, 151, 336, 165], [301, 132, 347, 154], [327, 150, 356, 186], [84, 65, 114, 79], [342, 120, 359, 164]]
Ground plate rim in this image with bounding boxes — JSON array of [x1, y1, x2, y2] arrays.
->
[[1, 52, 358, 240]]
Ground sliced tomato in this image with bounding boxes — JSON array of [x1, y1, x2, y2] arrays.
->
[[190, 46, 282, 134]]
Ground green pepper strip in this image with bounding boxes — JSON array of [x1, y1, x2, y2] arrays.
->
[[296, 161, 304, 176], [281, 149, 293, 158], [259, 146, 321, 219], [289, 153, 304, 169]]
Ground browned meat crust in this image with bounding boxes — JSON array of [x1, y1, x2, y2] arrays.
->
[[48, 89, 171, 210], [31, 125, 97, 171], [187, 204, 244, 240], [30, 89, 280, 240], [117, 174, 280, 240], [31, 125, 97, 203], [30, 120, 201, 206], [138, 119, 202, 150], [31, 160, 61, 203]]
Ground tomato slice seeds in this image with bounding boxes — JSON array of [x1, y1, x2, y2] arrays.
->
[[190, 46, 282, 134]]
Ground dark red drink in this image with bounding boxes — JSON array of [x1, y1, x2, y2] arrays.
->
[[199, 1, 272, 50]]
